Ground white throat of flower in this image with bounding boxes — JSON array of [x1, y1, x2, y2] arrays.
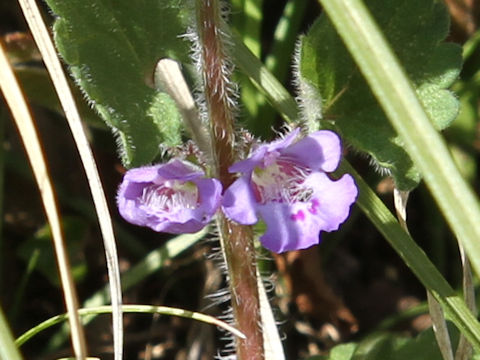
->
[[140, 180, 199, 211], [252, 157, 312, 204]]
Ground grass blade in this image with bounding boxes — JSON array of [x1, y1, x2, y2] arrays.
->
[[16, 0, 124, 358], [264, 0, 308, 83], [0, 306, 23, 360], [230, 30, 299, 123], [231, 0, 266, 135], [16, 304, 245, 347], [257, 269, 285, 360], [257, 0, 308, 132], [0, 39, 87, 358]]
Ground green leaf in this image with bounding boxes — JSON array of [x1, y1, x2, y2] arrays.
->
[[304, 343, 357, 360], [352, 326, 458, 360], [307, 328, 450, 360], [330, 343, 357, 360], [447, 72, 480, 150], [45, 0, 192, 167], [299, 0, 462, 190], [352, 333, 398, 360]]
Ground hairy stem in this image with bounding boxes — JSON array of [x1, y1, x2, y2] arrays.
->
[[196, 0, 264, 358], [197, 0, 235, 186], [218, 217, 264, 359]]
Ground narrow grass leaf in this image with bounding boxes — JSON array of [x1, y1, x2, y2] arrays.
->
[[257, 269, 285, 360], [230, 0, 271, 137], [0, 306, 23, 360], [264, 0, 308, 83], [16, 1, 124, 358], [16, 304, 245, 347], [229, 30, 299, 123], [0, 38, 87, 358], [258, 0, 308, 132]]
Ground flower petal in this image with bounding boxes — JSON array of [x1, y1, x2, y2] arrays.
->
[[123, 165, 162, 183], [263, 128, 300, 153], [152, 217, 205, 234], [257, 202, 322, 253], [118, 179, 147, 200], [195, 178, 223, 216], [156, 159, 204, 180], [222, 174, 258, 225], [281, 130, 341, 172], [228, 149, 268, 173], [229, 128, 301, 173], [305, 172, 358, 231], [117, 187, 149, 226]]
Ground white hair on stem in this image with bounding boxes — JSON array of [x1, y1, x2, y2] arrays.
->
[[292, 39, 323, 133]]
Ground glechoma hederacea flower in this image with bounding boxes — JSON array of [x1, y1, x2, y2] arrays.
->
[[117, 159, 222, 234], [222, 128, 358, 253]]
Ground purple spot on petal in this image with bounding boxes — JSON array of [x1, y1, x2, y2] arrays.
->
[[290, 210, 305, 221], [309, 199, 320, 214]]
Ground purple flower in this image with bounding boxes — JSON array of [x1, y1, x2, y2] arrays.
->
[[117, 159, 222, 234], [222, 129, 358, 253]]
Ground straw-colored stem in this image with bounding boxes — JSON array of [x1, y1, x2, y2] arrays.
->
[[455, 245, 475, 360], [0, 39, 87, 359], [16, 0, 123, 358]]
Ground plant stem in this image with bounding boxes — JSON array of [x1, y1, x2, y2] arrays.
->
[[196, 1, 264, 358], [197, 0, 235, 186], [217, 217, 264, 359]]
